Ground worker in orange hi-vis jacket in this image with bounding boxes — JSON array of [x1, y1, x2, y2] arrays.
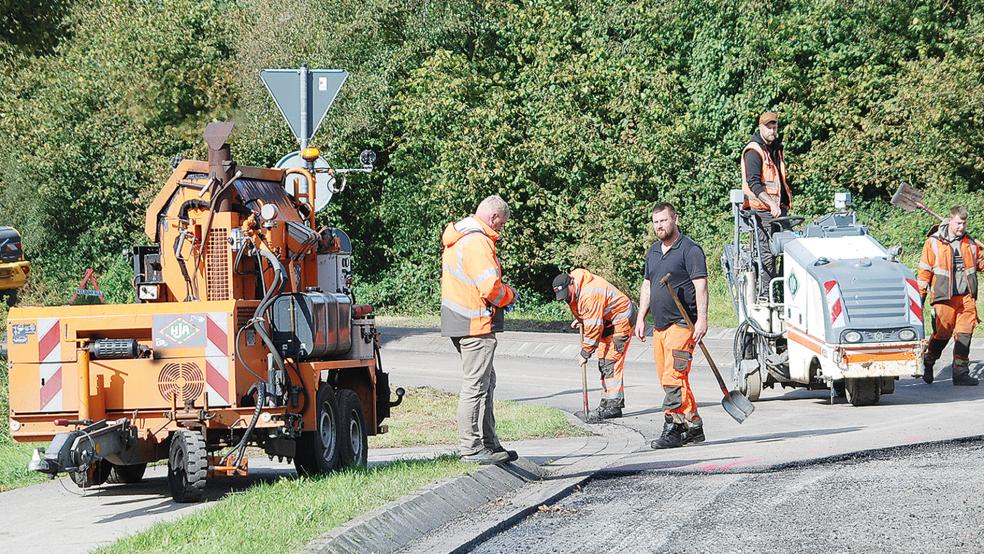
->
[[553, 269, 637, 421], [916, 205, 984, 386], [441, 194, 517, 466]]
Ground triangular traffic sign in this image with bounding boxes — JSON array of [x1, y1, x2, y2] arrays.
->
[[260, 68, 348, 144], [70, 268, 105, 305]]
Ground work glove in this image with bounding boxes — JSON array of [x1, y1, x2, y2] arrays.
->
[[570, 319, 582, 330]]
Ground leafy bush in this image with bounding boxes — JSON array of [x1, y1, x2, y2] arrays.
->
[[0, 0, 981, 313]]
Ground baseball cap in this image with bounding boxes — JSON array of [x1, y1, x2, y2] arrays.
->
[[552, 273, 572, 301], [759, 111, 779, 125]]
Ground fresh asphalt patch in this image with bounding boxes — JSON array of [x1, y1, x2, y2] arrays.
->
[[471, 438, 984, 553]]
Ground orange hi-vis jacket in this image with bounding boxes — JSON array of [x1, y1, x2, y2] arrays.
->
[[440, 216, 515, 337], [917, 224, 984, 304], [567, 269, 635, 358], [741, 141, 791, 211]]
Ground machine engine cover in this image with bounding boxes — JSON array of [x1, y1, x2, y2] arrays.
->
[[270, 292, 352, 359]]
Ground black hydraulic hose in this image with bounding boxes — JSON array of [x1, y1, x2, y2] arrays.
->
[[233, 381, 266, 466], [177, 199, 209, 223], [255, 250, 267, 294], [173, 233, 196, 301], [289, 359, 309, 415], [234, 324, 265, 382], [254, 248, 287, 373]]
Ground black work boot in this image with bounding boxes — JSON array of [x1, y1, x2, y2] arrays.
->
[[651, 420, 685, 449], [593, 400, 623, 420], [923, 339, 947, 385], [683, 420, 705, 445], [922, 360, 935, 384], [952, 361, 979, 386]]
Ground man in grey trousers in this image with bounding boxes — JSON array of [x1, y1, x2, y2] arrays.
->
[[440, 195, 517, 464]]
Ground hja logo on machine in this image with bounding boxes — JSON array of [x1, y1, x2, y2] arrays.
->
[[161, 318, 200, 344], [788, 273, 799, 297], [153, 314, 207, 349]]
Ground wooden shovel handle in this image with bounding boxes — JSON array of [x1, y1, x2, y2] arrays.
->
[[659, 273, 731, 396]]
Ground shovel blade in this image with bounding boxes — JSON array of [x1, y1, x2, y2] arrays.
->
[[721, 391, 754, 423], [891, 183, 924, 212]]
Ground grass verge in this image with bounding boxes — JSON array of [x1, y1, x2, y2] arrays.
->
[[0, 440, 45, 491], [96, 456, 470, 554], [0, 355, 46, 491], [369, 386, 589, 449]]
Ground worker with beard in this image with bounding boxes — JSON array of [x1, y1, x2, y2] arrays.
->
[[917, 206, 984, 386], [741, 111, 792, 293], [635, 202, 709, 449]]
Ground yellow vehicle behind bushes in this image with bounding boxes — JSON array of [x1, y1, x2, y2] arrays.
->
[[0, 227, 30, 305]]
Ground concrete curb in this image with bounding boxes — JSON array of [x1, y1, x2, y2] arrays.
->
[[380, 326, 738, 363], [304, 414, 646, 554], [304, 458, 546, 554], [400, 415, 646, 553]]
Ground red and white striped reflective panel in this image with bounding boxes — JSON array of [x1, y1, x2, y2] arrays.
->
[[905, 278, 924, 324], [204, 312, 230, 406], [824, 280, 846, 328], [37, 318, 63, 412]]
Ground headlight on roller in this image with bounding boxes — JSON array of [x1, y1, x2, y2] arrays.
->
[[843, 330, 862, 343], [898, 328, 917, 341]]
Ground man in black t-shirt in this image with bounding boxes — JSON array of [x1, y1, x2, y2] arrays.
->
[[634, 202, 709, 449]]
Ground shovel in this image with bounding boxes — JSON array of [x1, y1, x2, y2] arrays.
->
[[659, 273, 754, 423], [575, 325, 593, 422], [891, 183, 944, 236]]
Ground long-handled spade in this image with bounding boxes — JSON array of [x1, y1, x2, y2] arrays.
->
[[891, 183, 944, 236], [575, 325, 594, 422], [659, 273, 754, 423]]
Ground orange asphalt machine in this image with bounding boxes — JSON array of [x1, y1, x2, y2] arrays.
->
[[4, 70, 403, 502]]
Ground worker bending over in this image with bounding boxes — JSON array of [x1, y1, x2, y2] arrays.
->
[[917, 206, 984, 386], [553, 269, 637, 421], [635, 202, 709, 449]]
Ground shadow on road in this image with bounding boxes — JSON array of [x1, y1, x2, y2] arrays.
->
[[603, 457, 742, 474], [700, 426, 862, 446]]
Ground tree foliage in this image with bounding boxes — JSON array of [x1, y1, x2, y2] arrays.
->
[[0, 0, 981, 309]]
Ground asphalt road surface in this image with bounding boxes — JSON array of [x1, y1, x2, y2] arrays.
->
[[4, 327, 983, 552], [472, 440, 984, 553]]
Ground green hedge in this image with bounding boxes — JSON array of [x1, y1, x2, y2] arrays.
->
[[0, 0, 981, 311]]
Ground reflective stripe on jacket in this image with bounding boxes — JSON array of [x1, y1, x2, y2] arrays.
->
[[440, 216, 515, 337], [567, 268, 636, 358], [917, 225, 984, 304], [741, 141, 791, 211]]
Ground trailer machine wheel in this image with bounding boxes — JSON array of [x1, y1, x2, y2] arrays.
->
[[168, 429, 207, 503], [337, 389, 368, 467], [107, 463, 148, 484], [296, 382, 342, 476]]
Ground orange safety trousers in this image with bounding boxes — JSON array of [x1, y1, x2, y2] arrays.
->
[[596, 334, 631, 408], [653, 323, 699, 422], [927, 294, 979, 368], [932, 294, 979, 338]]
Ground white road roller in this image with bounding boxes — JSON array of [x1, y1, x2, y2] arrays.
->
[[722, 191, 925, 406]]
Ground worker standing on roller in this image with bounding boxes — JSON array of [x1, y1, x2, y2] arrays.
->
[[741, 111, 792, 293], [552, 269, 637, 421]]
